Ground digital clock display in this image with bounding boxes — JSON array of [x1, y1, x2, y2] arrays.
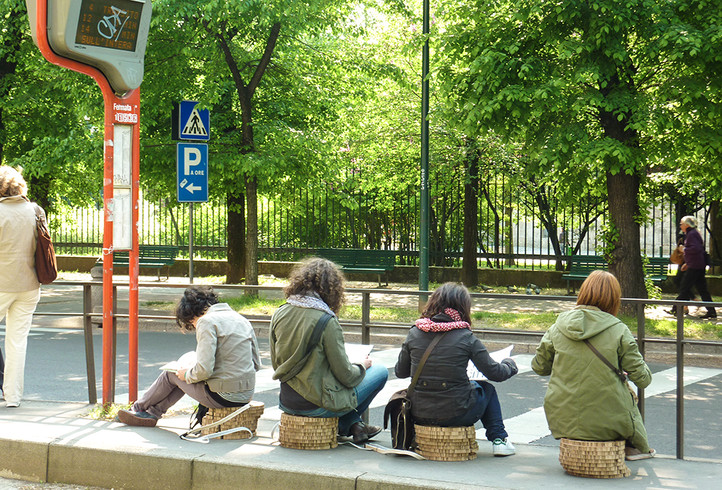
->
[[74, 0, 144, 52]]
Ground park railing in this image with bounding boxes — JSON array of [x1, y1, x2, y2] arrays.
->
[[34, 281, 722, 460]]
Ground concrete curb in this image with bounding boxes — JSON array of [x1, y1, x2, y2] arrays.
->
[[2, 401, 722, 489]]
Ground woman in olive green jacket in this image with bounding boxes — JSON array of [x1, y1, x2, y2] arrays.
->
[[532, 271, 655, 461], [270, 258, 388, 444]]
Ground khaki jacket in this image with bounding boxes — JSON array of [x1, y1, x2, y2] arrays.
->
[[532, 306, 652, 445], [187, 303, 261, 393], [0, 196, 40, 292], [270, 304, 364, 412]]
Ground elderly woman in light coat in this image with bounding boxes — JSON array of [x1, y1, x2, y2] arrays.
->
[[0, 166, 44, 408]]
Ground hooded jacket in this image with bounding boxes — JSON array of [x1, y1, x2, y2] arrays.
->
[[532, 306, 652, 447]]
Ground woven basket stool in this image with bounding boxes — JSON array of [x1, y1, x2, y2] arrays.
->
[[414, 424, 479, 461], [200, 400, 265, 440], [559, 438, 631, 478], [278, 413, 339, 450]]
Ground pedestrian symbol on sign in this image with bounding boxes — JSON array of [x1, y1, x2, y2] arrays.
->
[[182, 108, 208, 138]]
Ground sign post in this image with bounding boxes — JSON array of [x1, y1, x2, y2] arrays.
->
[[174, 101, 210, 283], [26, 0, 152, 405]]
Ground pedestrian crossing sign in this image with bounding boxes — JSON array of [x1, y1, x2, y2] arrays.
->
[[172, 101, 210, 141]]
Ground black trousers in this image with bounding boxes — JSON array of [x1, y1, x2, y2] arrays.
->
[[675, 268, 716, 315]]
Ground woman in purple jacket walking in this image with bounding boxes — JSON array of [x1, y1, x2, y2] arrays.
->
[[672, 216, 716, 319]]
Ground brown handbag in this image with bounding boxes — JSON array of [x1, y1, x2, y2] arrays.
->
[[670, 245, 684, 265], [32, 203, 58, 284]]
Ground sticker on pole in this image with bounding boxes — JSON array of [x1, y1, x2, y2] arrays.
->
[[177, 143, 208, 202]]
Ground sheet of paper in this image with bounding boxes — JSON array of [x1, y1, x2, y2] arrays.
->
[[466, 345, 513, 381], [160, 351, 197, 372], [345, 343, 373, 364]]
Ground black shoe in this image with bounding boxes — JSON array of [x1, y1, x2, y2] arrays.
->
[[699, 312, 717, 320], [350, 422, 382, 444]]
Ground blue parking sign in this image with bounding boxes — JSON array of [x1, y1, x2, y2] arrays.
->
[[177, 143, 208, 202]]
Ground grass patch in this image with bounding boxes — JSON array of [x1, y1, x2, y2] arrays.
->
[[341, 305, 419, 324], [471, 311, 559, 331], [225, 295, 285, 316], [86, 403, 131, 420]]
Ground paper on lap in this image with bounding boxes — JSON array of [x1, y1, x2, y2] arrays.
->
[[466, 345, 513, 380], [344, 343, 373, 364], [160, 351, 197, 372]]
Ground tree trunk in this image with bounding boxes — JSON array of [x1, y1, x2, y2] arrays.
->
[[245, 176, 259, 290], [606, 171, 647, 304], [462, 149, 479, 286], [709, 200, 721, 275], [226, 192, 245, 283]]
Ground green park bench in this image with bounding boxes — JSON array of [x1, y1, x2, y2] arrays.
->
[[317, 248, 396, 286], [563, 255, 669, 293], [113, 245, 179, 280]]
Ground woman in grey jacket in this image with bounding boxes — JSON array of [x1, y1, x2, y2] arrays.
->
[[0, 166, 44, 408], [118, 286, 261, 426], [395, 283, 518, 456]]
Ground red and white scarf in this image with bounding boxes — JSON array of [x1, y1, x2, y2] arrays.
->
[[415, 308, 471, 332]]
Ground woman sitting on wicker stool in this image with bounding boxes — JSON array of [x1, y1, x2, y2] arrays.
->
[[117, 286, 261, 427], [270, 258, 388, 444], [532, 271, 655, 461], [394, 282, 518, 456]]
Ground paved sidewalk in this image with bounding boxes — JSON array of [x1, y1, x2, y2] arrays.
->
[[1, 400, 721, 490]]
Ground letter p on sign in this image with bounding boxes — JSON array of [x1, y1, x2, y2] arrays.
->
[[184, 147, 202, 175]]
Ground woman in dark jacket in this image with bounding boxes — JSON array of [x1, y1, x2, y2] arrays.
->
[[395, 282, 518, 456], [673, 216, 716, 319]]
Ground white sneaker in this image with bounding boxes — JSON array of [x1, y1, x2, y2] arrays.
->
[[5, 401, 19, 408], [492, 438, 515, 456]]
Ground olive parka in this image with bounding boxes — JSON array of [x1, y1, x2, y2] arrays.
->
[[531, 306, 652, 451], [270, 304, 365, 413]]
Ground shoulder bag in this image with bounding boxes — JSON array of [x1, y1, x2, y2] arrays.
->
[[583, 339, 638, 404], [32, 203, 58, 284], [383, 332, 447, 450]]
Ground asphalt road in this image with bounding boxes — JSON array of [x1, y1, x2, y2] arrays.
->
[[2, 324, 721, 461]]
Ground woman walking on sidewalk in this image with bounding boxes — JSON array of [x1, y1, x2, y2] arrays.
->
[[118, 286, 261, 426], [0, 166, 44, 408]]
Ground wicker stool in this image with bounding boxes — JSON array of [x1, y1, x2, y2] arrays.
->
[[559, 438, 631, 478], [278, 413, 339, 450], [200, 401, 265, 440], [414, 425, 479, 461]]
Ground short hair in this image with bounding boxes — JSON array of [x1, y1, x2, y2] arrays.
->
[[0, 166, 28, 197], [576, 270, 621, 316], [284, 257, 345, 314], [175, 286, 219, 331], [421, 282, 472, 323], [681, 215, 698, 229]]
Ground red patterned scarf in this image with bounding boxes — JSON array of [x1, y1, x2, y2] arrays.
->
[[415, 308, 471, 332]]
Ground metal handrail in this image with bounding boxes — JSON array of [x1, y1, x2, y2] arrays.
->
[[36, 280, 722, 459]]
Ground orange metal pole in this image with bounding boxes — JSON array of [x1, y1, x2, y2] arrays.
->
[[34, 0, 141, 406]]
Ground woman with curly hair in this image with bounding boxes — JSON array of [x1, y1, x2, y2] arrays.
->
[[0, 166, 44, 408], [270, 257, 388, 444], [118, 286, 261, 426], [395, 282, 518, 456]]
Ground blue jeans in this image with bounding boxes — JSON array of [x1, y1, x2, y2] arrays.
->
[[436, 381, 507, 441], [279, 364, 388, 436]]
